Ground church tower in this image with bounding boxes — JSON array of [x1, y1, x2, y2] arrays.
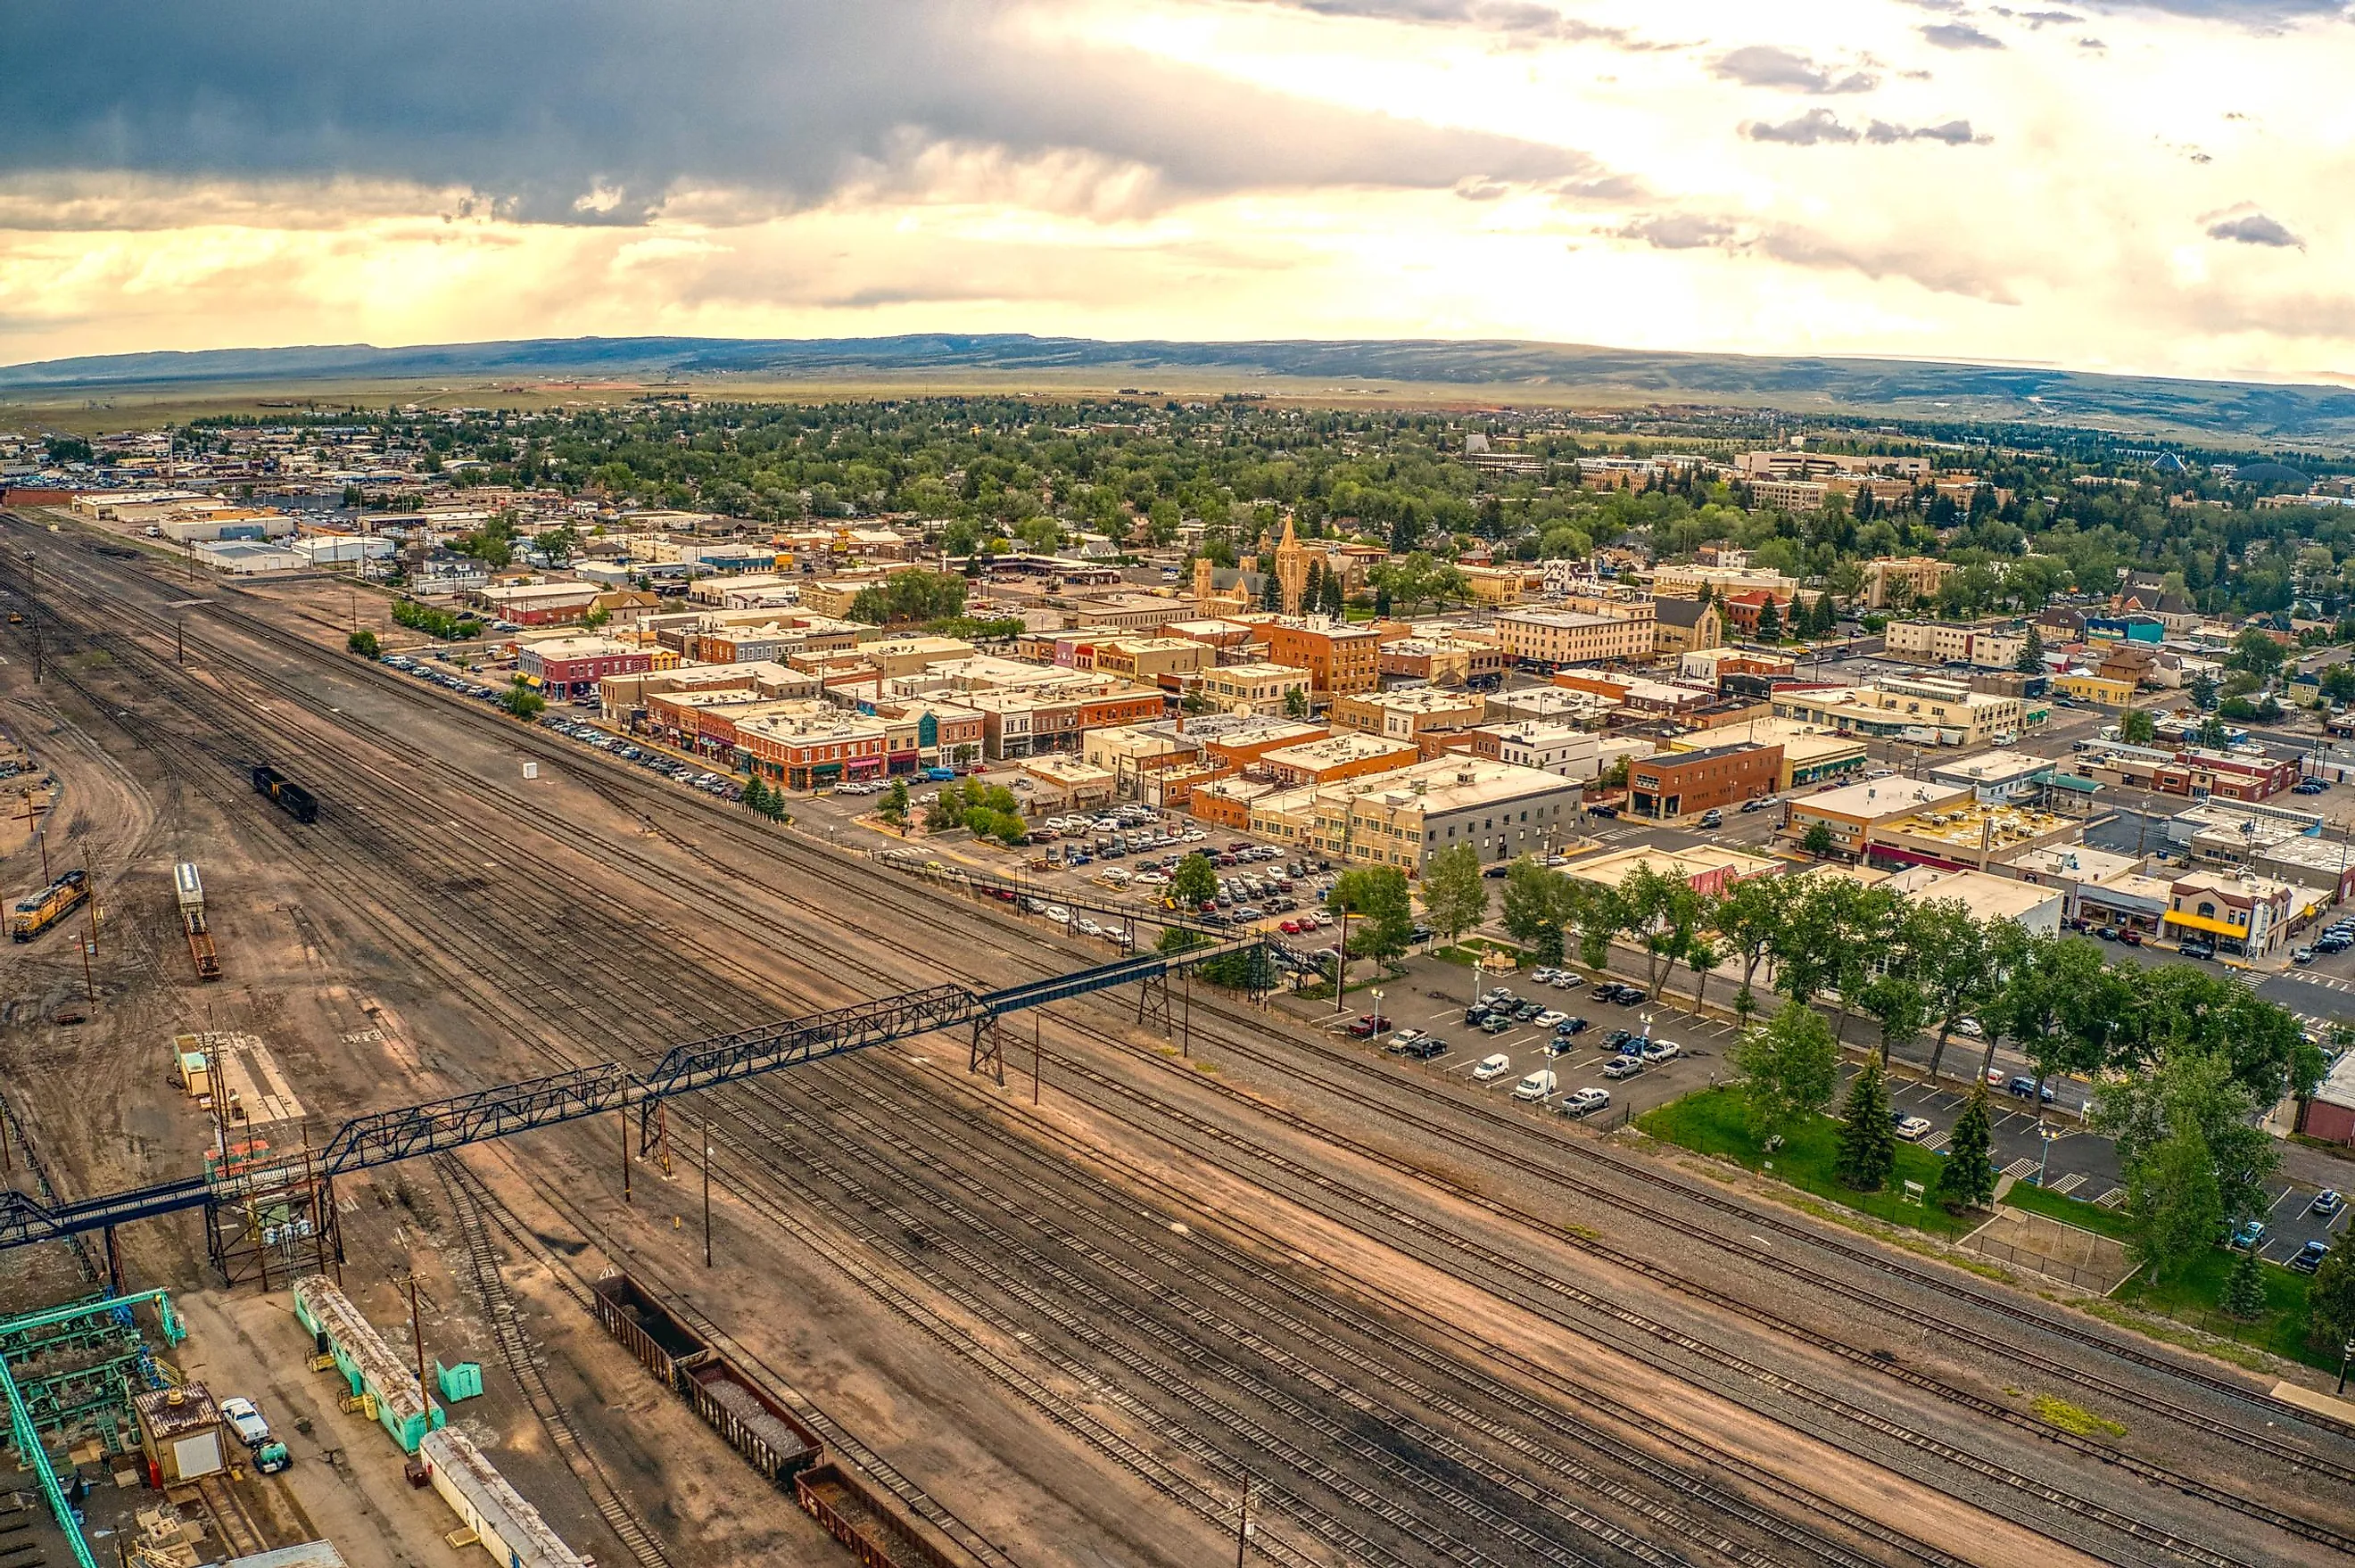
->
[[1274, 517, 1310, 615]]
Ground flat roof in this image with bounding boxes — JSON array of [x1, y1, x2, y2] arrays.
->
[[1792, 778, 1969, 821], [1884, 865, 2062, 923], [1929, 749, 2051, 785], [1263, 733, 1419, 768], [1566, 846, 1782, 888]]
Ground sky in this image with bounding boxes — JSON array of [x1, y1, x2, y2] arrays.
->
[[0, 0, 2350, 383]]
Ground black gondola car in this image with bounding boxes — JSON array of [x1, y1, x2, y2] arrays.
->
[[250, 763, 318, 823]]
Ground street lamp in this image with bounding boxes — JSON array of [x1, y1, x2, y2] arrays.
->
[[2035, 1122, 2062, 1187], [1371, 987, 1385, 1042]]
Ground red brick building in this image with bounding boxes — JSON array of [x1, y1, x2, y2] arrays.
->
[[1628, 743, 1782, 822], [516, 636, 653, 700]]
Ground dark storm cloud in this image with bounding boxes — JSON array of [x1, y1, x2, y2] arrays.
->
[[0, 0, 1605, 224], [1921, 21, 2011, 45], [1712, 45, 1880, 93], [2207, 212, 2305, 247]]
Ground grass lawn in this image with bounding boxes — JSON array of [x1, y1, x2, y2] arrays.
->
[[1887, 1159, 2341, 1372], [1432, 937, 1527, 969], [1637, 1086, 1981, 1240]]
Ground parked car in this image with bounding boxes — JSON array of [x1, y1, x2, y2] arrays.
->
[[1739, 796, 1770, 813], [1384, 1028, 1428, 1053], [1401, 1036, 1449, 1060], [2180, 939, 2217, 961], [2295, 946, 2318, 965], [2118, 928, 2143, 946], [2229, 1218, 2268, 1251], [1512, 1070, 1557, 1102], [2313, 1189, 2345, 1217], [1533, 1009, 1568, 1029], [1640, 1038, 1682, 1063], [1698, 808, 1723, 829], [2294, 779, 2328, 795], [1892, 1114, 1933, 1141], [1471, 1053, 1512, 1082], [1478, 1014, 1513, 1034], [1601, 1054, 1645, 1079], [2289, 1239, 2330, 1274], [2094, 926, 2120, 942], [1953, 1017, 1985, 1039], [1558, 1086, 1611, 1118], [1554, 1015, 1590, 1036], [1603, 1028, 1635, 1052], [1345, 1013, 1392, 1038], [1609, 984, 1648, 1005]]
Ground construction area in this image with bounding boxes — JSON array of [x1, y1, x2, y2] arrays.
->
[[0, 508, 2350, 1568]]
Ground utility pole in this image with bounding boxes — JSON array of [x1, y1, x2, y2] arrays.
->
[[409, 1276, 430, 1407], [621, 1110, 632, 1203], [1235, 1474, 1252, 1567], [1032, 1016, 1042, 1107], [701, 1112, 713, 1268]]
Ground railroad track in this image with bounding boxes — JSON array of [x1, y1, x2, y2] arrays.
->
[[9, 527, 2345, 1563], [433, 1155, 677, 1568]]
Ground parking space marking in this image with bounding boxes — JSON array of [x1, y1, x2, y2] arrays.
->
[[2093, 1187, 2126, 1209], [2265, 1185, 2303, 1218], [1919, 1131, 1951, 1152], [2002, 1158, 2040, 1180], [2047, 1173, 2086, 1196]]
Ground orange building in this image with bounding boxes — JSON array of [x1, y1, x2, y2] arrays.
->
[[1265, 620, 1382, 697]]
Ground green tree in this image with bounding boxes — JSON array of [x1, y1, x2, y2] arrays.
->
[[1169, 853, 1219, 909], [880, 778, 910, 825], [1858, 970, 1932, 1069], [1260, 565, 1284, 612], [1321, 567, 1346, 617], [2219, 1247, 2268, 1325], [346, 629, 381, 658], [848, 571, 968, 626], [536, 524, 582, 566], [1934, 1083, 1997, 1212], [1908, 899, 1994, 1080], [1729, 1000, 1839, 1139], [2093, 1045, 2279, 1229], [2309, 1235, 2355, 1354], [742, 777, 772, 815], [1283, 685, 1310, 720], [1834, 1057, 1897, 1193], [1157, 924, 1204, 955], [500, 677, 545, 721], [1147, 499, 1182, 545], [1500, 857, 1569, 964], [1419, 844, 1492, 999], [2122, 1124, 2224, 1285], [2016, 625, 2045, 673], [1328, 866, 1414, 961], [1615, 864, 1707, 1000], [2120, 707, 2156, 746], [2231, 626, 2286, 680], [1713, 874, 1789, 1025], [1754, 597, 1783, 643], [1801, 821, 1837, 860]]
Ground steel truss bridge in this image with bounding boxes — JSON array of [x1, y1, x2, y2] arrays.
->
[[0, 938, 1278, 1258]]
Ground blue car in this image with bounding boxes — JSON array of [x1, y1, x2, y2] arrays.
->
[[2228, 1218, 2267, 1251]]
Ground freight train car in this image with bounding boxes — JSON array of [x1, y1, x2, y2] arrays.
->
[[11, 868, 87, 942], [175, 861, 220, 981], [249, 763, 318, 824]]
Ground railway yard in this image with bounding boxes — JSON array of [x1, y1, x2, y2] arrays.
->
[[1, 508, 2351, 1568]]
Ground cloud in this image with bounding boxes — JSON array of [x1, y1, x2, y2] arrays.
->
[[2206, 212, 2305, 248], [1746, 110, 1863, 144], [1756, 227, 2022, 302], [1746, 111, 1990, 145], [1238, 0, 1673, 46], [1618, 213, 1739, 249], [0, 0, 1607, 226], [1920, 21, 2010, 46], [1712, 45, 1880, 94]]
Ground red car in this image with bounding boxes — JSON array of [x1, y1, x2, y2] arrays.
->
[[1280, 920, 1303, 935], [1344, 1014, 1392, 1038]]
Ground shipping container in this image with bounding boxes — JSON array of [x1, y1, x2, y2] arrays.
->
[[173, 861, 205, 913]]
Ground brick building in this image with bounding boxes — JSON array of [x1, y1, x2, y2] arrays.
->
[[1627, 744, 1783, 822]]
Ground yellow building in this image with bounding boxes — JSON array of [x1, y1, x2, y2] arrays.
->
[[1194, 661, 1312, 716], [2054, 673, 2136, 707]]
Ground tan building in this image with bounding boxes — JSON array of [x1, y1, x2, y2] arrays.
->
[[1089, 636, 1213, 688], [1769, 677, 2024, 747], [1883, 621, 2027, 670], [1271, 518, 1311, 615], [1329, 688, 1487, 747], [1376, 635, 1505, 688], [1492, 607, 1655, 670], [1652, 597, 1726, 658], [1194, 661, 1313, 716], [1458, 564, 1532, 606], [1295, 756, 1583, 873], [1780, 779, 1971, 860], [1265, 619, 1383, 697], [1650, 563, 1799, 600], [1863, 555, 1954, 610], [1257, 732, 1422, 787]]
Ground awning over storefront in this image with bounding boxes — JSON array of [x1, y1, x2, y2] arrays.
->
[[2163, 910, 2247, 937]]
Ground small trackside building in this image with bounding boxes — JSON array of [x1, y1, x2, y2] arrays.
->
[[2296, 1052, 2355, 1146], [516, 636, 654, 701]]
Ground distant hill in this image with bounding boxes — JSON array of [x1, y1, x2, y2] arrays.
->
[[5, 333, 2353, 446]]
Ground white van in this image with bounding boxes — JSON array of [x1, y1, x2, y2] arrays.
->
[[1512, 1070, 1557, 1102]]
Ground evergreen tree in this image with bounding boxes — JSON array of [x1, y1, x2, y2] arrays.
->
[[1260, 565, 1283, 612], [1323, 567, 1346, 617], [1754, 597, 1783, 643], [1375, 582, 1392, 617], [2017, 625, 2045, 673], [2219, 1247, 2268, 1325], [1834, 1057, 1897, 1192], [2305, 1234, 2355, 1354], [1301, 557, 1324, 613], [742, 777, 771, 813], [1934, 1083, 1997, 1212]]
